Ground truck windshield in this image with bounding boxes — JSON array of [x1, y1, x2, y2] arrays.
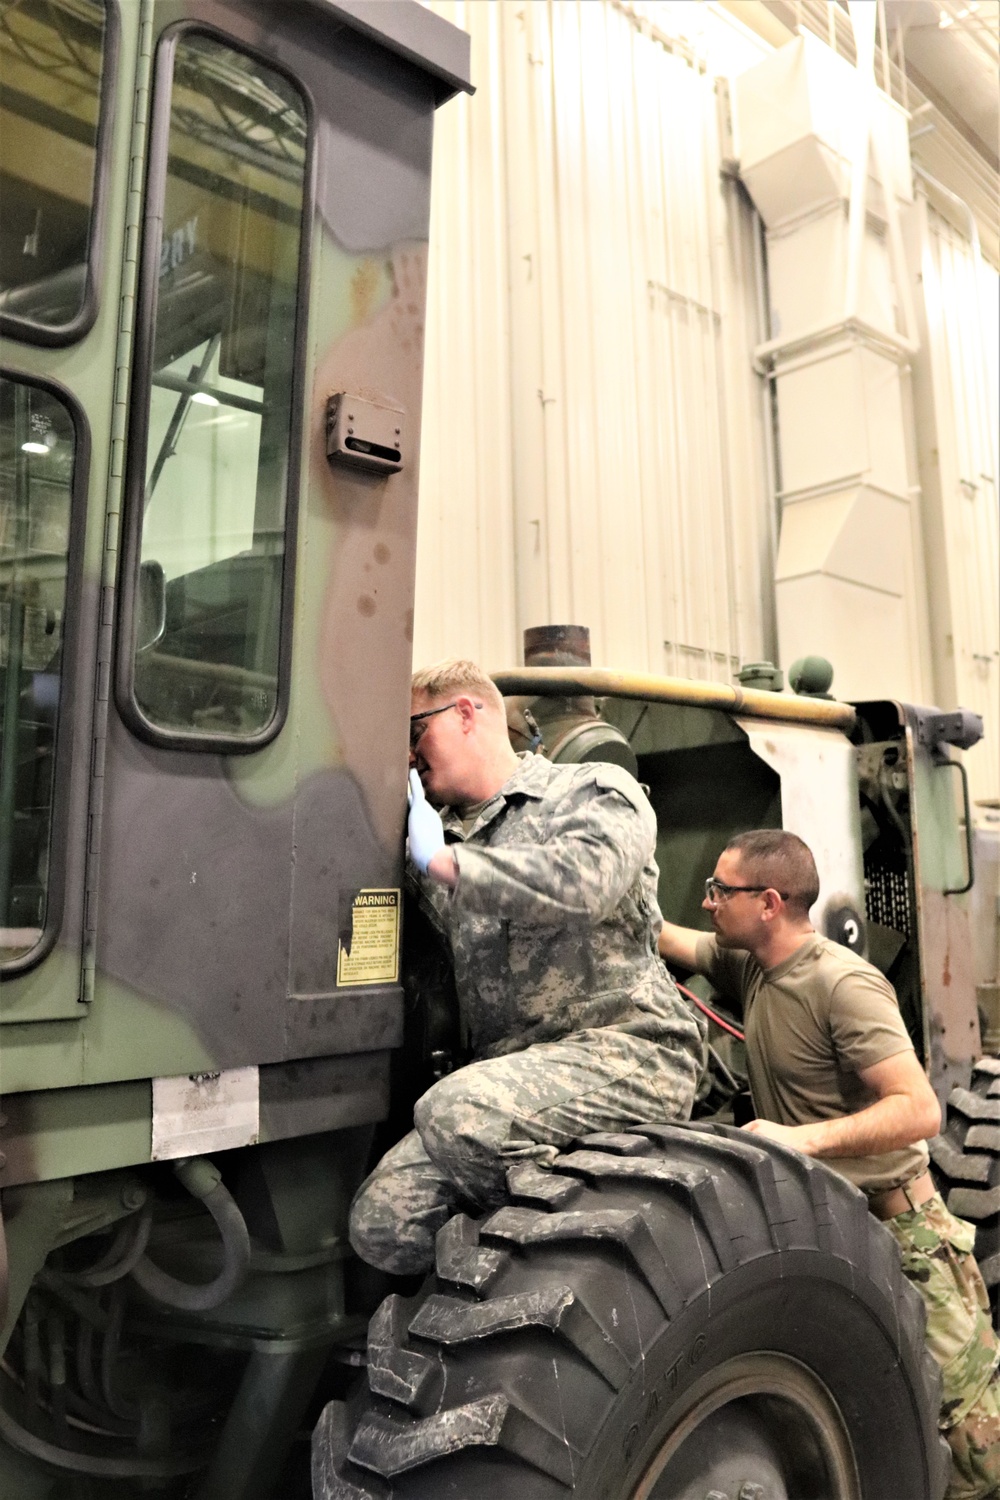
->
[[0, 0, 111, 338], [0, 376, 77, 964], [126, 32, 307, 744]]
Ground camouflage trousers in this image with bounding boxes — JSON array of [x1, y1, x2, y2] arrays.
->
[[884, 1194, 1000, 1500], [349, 1027, 698, 1275]]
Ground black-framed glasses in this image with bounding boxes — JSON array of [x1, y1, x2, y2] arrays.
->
[[409, 700, 482, 750], [704, 877, 789, 904]]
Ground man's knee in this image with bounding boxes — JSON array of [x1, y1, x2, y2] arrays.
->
[[349, 1178, 416, 1274], [414, 1071, 509, 1164], [348, 1133, 462, 1276]]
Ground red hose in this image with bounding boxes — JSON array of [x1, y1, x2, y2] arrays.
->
[[676, 981, 745, 1042]]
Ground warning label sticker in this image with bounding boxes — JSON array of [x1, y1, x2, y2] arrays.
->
[[337, 888, 400, 986]]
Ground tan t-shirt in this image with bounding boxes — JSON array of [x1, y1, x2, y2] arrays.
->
[[695, 931, 929, 1195]]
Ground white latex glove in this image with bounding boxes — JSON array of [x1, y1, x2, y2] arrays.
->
[[407, 769, 446, 873]]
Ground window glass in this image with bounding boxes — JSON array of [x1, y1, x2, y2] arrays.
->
[[0, 377, 75, 964], [131, 34, 307, 741], [0, 0, 108, 332]]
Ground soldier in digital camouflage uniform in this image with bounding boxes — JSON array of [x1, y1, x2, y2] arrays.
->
[[659, 828, 1000, 1500], [887, 1197, 1000, 1499], [349, 658, 705, 1277]]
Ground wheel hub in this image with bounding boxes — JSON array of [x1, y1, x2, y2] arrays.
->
[[631, 1352, 862, 1500]]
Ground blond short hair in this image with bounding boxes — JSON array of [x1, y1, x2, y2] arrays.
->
[[411, 658, 505, 716]]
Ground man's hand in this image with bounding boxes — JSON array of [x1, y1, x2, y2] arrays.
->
[[407, 769, 447, 874]]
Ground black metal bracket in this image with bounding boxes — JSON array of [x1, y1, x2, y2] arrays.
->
[[913, 707, 983, 759]]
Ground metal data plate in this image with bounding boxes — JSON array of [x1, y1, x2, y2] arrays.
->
[[151, 1066, 260, 1161], [326, 392, 404, 473]]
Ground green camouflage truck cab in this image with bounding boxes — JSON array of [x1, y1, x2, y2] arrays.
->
[[1, 2, 470, 1493]]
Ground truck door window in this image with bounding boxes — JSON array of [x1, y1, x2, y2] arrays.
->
[[0, 376, 78, 966], [123, 32, 307, 746], [0, 0, 114, 342]]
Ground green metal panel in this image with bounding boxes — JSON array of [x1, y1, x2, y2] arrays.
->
[[1, 0, 450, 1203], [1, 6, 149, 1021]]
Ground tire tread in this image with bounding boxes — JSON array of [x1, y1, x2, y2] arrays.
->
[[435, 1212, 510, 1295], [408, 1284, 632, 1389], [950, 1087, 1000, 1123], [367, 1296, 443, 1412], [552, 1150, 737, 1272], [348, 1392, 580, 1487], [481, 1204, 683, 1317]]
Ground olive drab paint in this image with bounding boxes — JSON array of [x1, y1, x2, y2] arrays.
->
[[1, 0, 471, 1149]]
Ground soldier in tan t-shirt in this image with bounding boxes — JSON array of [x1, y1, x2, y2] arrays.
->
[[658, 828, 1000, 1500], [694, 928, 930, 1197]]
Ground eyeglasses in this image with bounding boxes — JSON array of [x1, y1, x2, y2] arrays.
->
[[409, 700, 482, 750], [704, 877, 789, 905]]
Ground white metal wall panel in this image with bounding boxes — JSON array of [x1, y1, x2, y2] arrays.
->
[[912, 199, 999, 804], [416, 0, 776, 679], [414, 1, 520, 672]]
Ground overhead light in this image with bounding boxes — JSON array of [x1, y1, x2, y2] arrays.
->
[[938, 7, 953, 24], [21, 441, 49, 454], [191, 391, 218, 406]]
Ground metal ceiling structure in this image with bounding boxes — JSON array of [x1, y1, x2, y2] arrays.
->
[[734, 0, 1000, 265], [886, 0, 998, 167]]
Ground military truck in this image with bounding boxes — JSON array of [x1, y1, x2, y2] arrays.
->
[[314, 635, 995, 1500], [1, 2, 996, 1498]]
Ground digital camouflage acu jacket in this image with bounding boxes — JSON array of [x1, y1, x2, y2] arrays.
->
[[412, 753, 705, 1063]]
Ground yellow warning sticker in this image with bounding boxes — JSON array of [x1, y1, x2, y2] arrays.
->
[[337, 888, 400, 986]]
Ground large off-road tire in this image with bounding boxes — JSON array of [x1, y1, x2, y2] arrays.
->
[[313, 1123, 948, 1500], [929, 1055, 1000, 1315]]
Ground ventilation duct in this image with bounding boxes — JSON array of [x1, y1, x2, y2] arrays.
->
[[733, 23, 931, 702]]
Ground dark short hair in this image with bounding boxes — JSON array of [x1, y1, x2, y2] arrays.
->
[[724, 830, 820, 916]]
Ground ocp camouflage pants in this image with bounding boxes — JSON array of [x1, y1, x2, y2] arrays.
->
[[884, 1194, 1000, 1500], [349, 1027, 698, 1275]]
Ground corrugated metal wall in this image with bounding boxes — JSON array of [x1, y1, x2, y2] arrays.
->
[[913, 197, 1000, 804], [415, 4, 999, 807], [416, 0, 519, 671], [416, 1, 776, 678]]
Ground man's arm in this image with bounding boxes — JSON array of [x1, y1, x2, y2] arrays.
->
[[657, 921, 705, 973], [427, 848, 458, 887], [743, 1048, 941, 1158], [450, 772, 654, 925]]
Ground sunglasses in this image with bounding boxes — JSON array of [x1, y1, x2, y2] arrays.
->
[[409, 700, 482, 750], [704, 877, 789, 904]]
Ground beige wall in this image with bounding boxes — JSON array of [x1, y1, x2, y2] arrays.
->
[[416, 0, 775, 678], [910, 198, 1000, 805], [415, 2, 999, 808]]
